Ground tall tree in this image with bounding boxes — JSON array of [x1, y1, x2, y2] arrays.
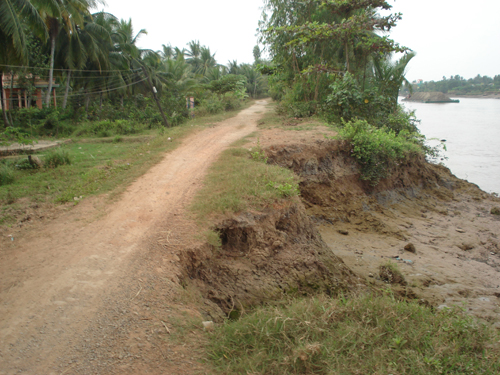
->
[[36, 0, 102, 107], [0, 0, 48, 126]]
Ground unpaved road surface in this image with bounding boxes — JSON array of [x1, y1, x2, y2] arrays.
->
[[0, 100, 268, 374]]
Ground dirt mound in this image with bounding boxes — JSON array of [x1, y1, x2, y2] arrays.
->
[[180, 200, 359, 316]]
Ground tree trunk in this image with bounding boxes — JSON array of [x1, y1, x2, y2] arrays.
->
[[45, 34, 56, 107], [8, 72, 15, 125], [62, 70, 71, 109], [84, 90, 90, 112], [345, 42, 350, 73], [120, 95, 124, 107], [0, 71, 10, 127]]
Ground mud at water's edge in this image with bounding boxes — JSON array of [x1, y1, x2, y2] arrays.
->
[[179, 138, 500, 325]]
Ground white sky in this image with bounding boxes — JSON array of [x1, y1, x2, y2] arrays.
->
[[102, 0, 500, 82]]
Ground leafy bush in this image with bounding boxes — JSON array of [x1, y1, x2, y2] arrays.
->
[[200, 94, 225, 114], [221, 92, 243, 111], [14, 158, 39, 170], [0, 165, 15, 186], [338, 119, 422, 185], [266, 180, 300, 197], [44, 148, 71, 168]]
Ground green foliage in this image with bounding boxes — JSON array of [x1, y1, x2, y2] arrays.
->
[[338, 119, 422, 184], [206, 75, 247, 95], [0, 165, 15, 186], [207, 294, 500, 375], [0, 127, 34, 146], [13, 158, 39, 170], [250, 140, 268, 163], [266, 180, 300, 197], [198, 94, 225, 115], [44, 148, 71, 168]]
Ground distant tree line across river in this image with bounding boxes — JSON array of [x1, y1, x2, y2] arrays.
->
[[402, 74, 500, 96]]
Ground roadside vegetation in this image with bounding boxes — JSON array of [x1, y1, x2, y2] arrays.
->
[[207, 294, 500, 374], [258, 0, 445, 186], [0, 106, 250, 225], [1, 0, 269, 143]]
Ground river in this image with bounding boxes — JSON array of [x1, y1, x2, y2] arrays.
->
[[399, 97, 500, 194]]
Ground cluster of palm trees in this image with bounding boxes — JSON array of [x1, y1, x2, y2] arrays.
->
[[1, 0, 268, 128]]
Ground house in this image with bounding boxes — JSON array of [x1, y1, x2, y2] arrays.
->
[[1, 73, 59, 110]]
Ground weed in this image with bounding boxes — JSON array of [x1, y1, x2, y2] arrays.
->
[[13, 158, 38, 170], [0, 165, 15, 186], [112, 135, 122, 143], [379, 261, 407, 285], [44, 148, 71, 168], [250, 139, 268, 163], [266, 180, 300, 197], [204, 229, 222, 249]]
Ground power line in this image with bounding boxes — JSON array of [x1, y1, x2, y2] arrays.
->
[[2, 77, 148, 103], [0, 63, 140, 73]]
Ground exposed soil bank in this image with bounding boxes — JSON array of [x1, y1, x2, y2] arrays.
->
[[262, 137, 500, 326], [180, 200, 359, 316]]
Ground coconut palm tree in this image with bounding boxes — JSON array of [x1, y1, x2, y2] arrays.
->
[[372, 51, 416, 108], [0, 0, 48, 126], [36, 0, 103, 107]]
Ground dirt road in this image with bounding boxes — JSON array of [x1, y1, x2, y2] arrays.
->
[[0, 100, 268, 374]]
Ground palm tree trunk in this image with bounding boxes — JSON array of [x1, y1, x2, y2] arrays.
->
[[0, 72, 10, 127], [8, 72, 15, 125], [345, 42, 350, 73], [84, 90, 90, 112], [45, 34, 56, 107], [62, 70, 71, 109]]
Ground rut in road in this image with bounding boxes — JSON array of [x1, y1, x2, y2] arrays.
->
[[0, 100, 269, 374]]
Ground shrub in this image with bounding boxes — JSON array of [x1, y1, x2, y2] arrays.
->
[[338, 119, 422, 185], [201, 94, 225, 114], [44, 148, 71, 168], [0, 165, 15, 186]]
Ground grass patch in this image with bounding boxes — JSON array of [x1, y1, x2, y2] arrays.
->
[[190, 147, 299, 221], [0, 165, 15, 186], [207, 294, 500, 374], [0, 107, 248, 226], [44, 148, 71, 168]]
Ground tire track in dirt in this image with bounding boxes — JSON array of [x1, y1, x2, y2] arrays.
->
[[0, 100, 268, 374]]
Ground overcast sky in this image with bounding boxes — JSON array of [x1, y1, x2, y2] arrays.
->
[[102, 0, 500, 82]]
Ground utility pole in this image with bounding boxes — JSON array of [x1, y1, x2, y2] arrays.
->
[[141, 65, 170, 128]]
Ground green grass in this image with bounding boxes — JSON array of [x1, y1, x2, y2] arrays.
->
[[0, 105, 252, 226], [190, 146, 299, 221], [207, 294, 500, 375]]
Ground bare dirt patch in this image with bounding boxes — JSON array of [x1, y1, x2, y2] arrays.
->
[[0, 100, 269, 375]]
